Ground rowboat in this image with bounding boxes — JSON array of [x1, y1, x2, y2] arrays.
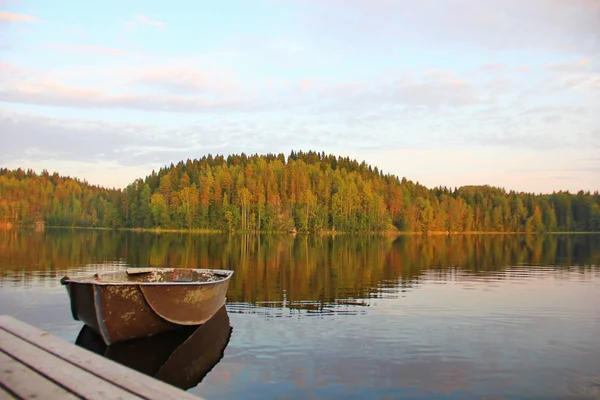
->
[[75, 305, 232, 390], [60, 268, 234, 345]]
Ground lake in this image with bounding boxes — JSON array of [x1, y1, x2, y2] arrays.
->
[[1, 230, 599, 399]]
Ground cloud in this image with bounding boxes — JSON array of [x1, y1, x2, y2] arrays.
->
[[543, 59, 592, 73], [451, 107, 600, 152], [479, 64, 505, 73], [537, 60, 600, 94], [133, 68, 243, 96], [564, 75, 600, 93], [0, 110, 269, 165], [0, 64, 254, 113], [0, 59, 593, 128], [520, 106, 589, 117], [0, 108, 390, 169], [391, 78, 479, 109], [0, 61, 27, 79], [47, 42, 126, 55], [0, 62, 488, 113], [0, 112, 146, 164], [294, 0, 600, 56], [0, 61, 597, 160], [128, 14, 165, 30], [0, 86, 253, 113], [0, 11, 36, 22]]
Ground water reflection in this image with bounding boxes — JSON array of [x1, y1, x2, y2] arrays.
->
[[1, 231, 600, 398], [227, 298, 370, 318], [1, 231, 599, 313], [75, 305, 232, 390]]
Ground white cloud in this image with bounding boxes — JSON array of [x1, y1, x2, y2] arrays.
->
[[294, 0, 600, 55], [127, 14, 165, 30], [47, 42, 126, 55], [543, 59, 593, 73], [0, 11, 36, 22]]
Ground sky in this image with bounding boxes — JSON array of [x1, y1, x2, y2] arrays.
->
[[0, 0, 599, 193]]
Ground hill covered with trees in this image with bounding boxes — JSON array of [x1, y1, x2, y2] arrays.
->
[[1, 151, 599, 233]]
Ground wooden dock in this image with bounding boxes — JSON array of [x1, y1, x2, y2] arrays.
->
[[0, 315, 202, 399]]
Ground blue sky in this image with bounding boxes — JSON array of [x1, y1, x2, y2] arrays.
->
[[1, 0, 598, 192]]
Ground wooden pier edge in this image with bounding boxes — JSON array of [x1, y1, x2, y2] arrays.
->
[[0, 315, 204, 400]]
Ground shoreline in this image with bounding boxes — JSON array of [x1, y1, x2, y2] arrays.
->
[[2, 226, 599, 236]]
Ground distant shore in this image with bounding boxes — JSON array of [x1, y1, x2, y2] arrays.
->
[[3, 225, 599, 236]]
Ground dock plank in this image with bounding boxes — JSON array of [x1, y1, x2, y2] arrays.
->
[[0, 350, 78, 400], [0, 329, 143, 400], [0, 316, 201, 400], [0, 385, 15, 400]]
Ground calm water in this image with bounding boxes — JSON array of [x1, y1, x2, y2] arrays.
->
[[1, 231, 599, 399]]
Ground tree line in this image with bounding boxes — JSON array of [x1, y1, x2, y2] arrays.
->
[[1, 151, 599, 232]]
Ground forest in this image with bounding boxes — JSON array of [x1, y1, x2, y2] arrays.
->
[[1, 151, 599, 233]]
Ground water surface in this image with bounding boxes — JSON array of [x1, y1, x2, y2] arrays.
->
[[1, 231, 599, 399]]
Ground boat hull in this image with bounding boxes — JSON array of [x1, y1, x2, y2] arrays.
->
[[62, 268, 233, 345]]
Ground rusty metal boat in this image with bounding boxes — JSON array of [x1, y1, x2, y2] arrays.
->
[[61, 268, 234, 345], [75, 305, 232, 390]]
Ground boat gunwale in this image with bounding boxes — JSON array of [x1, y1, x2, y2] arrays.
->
[[61, 268, 234, 286]]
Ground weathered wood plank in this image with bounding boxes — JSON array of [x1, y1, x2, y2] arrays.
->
[[0, 350, 79, 400], [0, 385, 16, 400], [0, 316, 201, 400], [0, 329, 143, 400]]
